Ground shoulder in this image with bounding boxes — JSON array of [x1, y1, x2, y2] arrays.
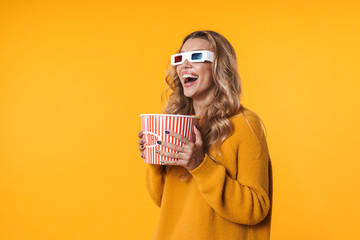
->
[[230, 106, 263, 130], [229, 106, 266, 143]]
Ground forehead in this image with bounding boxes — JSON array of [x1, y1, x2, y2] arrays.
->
[[180, 38, 213, 52]]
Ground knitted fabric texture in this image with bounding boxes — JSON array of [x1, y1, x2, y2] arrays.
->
[[145, 108, 272, 240]]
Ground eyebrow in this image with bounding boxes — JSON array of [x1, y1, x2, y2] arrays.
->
[[180, 49, 205, 53]]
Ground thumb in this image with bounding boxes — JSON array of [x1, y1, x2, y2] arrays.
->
[[194, 125, 203, 145]]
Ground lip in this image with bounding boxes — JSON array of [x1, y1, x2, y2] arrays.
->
[[181, 71, 199, 87], [183, 78, 198, 88], [182, 71, 197, 76], [183, 73, 199, 79]]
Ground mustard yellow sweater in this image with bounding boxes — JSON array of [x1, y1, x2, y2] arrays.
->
[[146, 109, 272, 240]]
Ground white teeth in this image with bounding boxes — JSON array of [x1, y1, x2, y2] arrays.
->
[[182, 74, 199, 79]]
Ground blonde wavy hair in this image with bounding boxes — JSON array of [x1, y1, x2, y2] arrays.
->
[[161, 30, 266, 177]]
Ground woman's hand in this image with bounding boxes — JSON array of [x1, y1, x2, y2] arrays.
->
[[155, 126, 205, 171], [138, 131, 145, 159]]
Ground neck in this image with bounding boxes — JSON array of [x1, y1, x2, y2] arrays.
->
[[192, 93, 215, 116]]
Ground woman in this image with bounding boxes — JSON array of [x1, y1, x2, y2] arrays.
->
[[137, 30, 272, 240]]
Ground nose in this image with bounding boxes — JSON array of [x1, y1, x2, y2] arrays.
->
[[181, 59, 192, 68], [176, 59, 192, 75]]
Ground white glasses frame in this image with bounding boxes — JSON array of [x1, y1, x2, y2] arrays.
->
[[171, 50, 214, 66]]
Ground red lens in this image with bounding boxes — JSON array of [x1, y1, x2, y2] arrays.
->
[[174, 55, 182, 63]]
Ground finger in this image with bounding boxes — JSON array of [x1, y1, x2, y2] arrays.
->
[[138, 144, 145, 151], [140, 152, 144, 158], [157, 140, 183, 152], [138, 138, 144, 144], [166, 130, 191, 145], [138, 131, 143, 138], [160, 159, 181, 166], [194, 125, 203, 145], [156, 149, 182, 160]]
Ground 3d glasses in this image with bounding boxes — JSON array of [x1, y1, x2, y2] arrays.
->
[[171, 50, 214, 66]]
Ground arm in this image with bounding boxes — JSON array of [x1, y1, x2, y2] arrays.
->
[[139, 130, 166, 207], [145, 164, 166, 207], [189, 114, 271, 225]]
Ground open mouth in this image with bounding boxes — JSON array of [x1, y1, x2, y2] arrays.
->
[[184, 77, 198, 83], [183, 74, 199, 84]]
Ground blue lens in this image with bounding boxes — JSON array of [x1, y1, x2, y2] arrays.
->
[[191, 53, 203, 60]]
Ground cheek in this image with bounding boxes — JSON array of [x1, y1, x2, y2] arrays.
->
[[204, 71, 215, 87], [176, 66, 181, 76], [200, 66, 213, 81], [198, 64, 212, 75]]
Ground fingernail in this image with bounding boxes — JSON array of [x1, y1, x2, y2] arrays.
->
[[141, 145, 144, 148], [165, 131, 170, 134], [195, 125, 198, 129], [157, 141, 162, 144], [156, 150, 160, 154]]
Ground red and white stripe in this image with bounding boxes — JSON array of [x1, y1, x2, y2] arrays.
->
[[140, 114, 199, 165]]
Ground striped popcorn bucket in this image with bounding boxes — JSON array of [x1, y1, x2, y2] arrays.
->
[[140, 114, 200, 165]]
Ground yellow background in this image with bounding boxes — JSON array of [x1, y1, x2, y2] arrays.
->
[[1, 0, 359, 239]]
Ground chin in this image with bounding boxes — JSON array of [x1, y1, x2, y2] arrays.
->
[[183, 90, 196, 99], [182, 85, 199, 99]]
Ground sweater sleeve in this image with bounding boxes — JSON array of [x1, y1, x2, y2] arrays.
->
[[145, 164, 166, 207], [189, 114, 271, 225]]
